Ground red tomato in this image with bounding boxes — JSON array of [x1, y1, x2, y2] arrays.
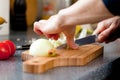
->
[[0, 42, 11, 60], [3, 40, 16, 56]]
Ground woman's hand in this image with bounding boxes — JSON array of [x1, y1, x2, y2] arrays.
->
[[33, 0, 114, 49], [34, 15, 79, 49], [93, 16, 120, 43]]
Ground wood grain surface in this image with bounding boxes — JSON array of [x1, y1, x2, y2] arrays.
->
[[21, 44, 103, 74]]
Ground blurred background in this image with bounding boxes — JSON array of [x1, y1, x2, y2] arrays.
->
[[10, 0, 77, 31], [0, 0, 95, 38]]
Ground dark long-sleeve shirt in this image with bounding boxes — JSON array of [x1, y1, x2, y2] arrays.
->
[[103, 0, 120, 15]]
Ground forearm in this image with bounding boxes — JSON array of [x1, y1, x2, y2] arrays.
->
[[58, 0, 113, 26]]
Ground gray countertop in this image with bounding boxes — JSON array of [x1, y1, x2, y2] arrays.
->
[[0, 27, 120, 80]]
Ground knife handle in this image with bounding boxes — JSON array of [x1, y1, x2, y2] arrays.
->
[[107, 28, 120, 40]]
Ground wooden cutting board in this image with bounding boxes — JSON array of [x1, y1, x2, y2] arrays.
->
[[21, 44, 103, 74]]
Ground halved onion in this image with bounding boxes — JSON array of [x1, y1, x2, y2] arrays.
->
[[29, 39, 55, 57]]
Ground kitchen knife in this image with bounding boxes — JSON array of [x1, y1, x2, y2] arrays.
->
[[57, 35, 97, 49], [16, 35, 97, 50]]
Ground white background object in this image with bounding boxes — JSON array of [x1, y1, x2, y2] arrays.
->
[[0, 0, 9, 35]]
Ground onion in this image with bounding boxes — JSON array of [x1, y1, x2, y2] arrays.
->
[[29, 39, 55, 57]]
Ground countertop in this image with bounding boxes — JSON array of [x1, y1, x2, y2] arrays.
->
[[0, 27, 120, 80]]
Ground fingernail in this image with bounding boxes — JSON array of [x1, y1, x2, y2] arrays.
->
[[71, 44, 79, 49]]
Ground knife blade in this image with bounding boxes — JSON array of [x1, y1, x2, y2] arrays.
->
[[75, 35, 97, 45], [57, 35, 97, 49]]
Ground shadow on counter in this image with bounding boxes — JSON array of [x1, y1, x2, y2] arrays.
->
[[105, 57, 120, 80]]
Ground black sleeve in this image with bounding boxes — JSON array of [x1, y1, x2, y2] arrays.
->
[[103, 0, 120, 15]]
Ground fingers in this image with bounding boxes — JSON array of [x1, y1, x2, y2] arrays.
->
[[95, 22, 114, 43], [104, 23, 120, 43], [93, 21, 109, 35], [34, 20, 60, 40], [34, 22, 43, 35], [50, 34, 60, 40], [97, 26, 112, 43], [94, 18, 119, 43], [62, 25, 78, 49], [93, 16, 120, 43], [34, 20, 47, 35], [66, 36, 79, 49], [93, 22, 107, 42], [46, 34, 60, 40]]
